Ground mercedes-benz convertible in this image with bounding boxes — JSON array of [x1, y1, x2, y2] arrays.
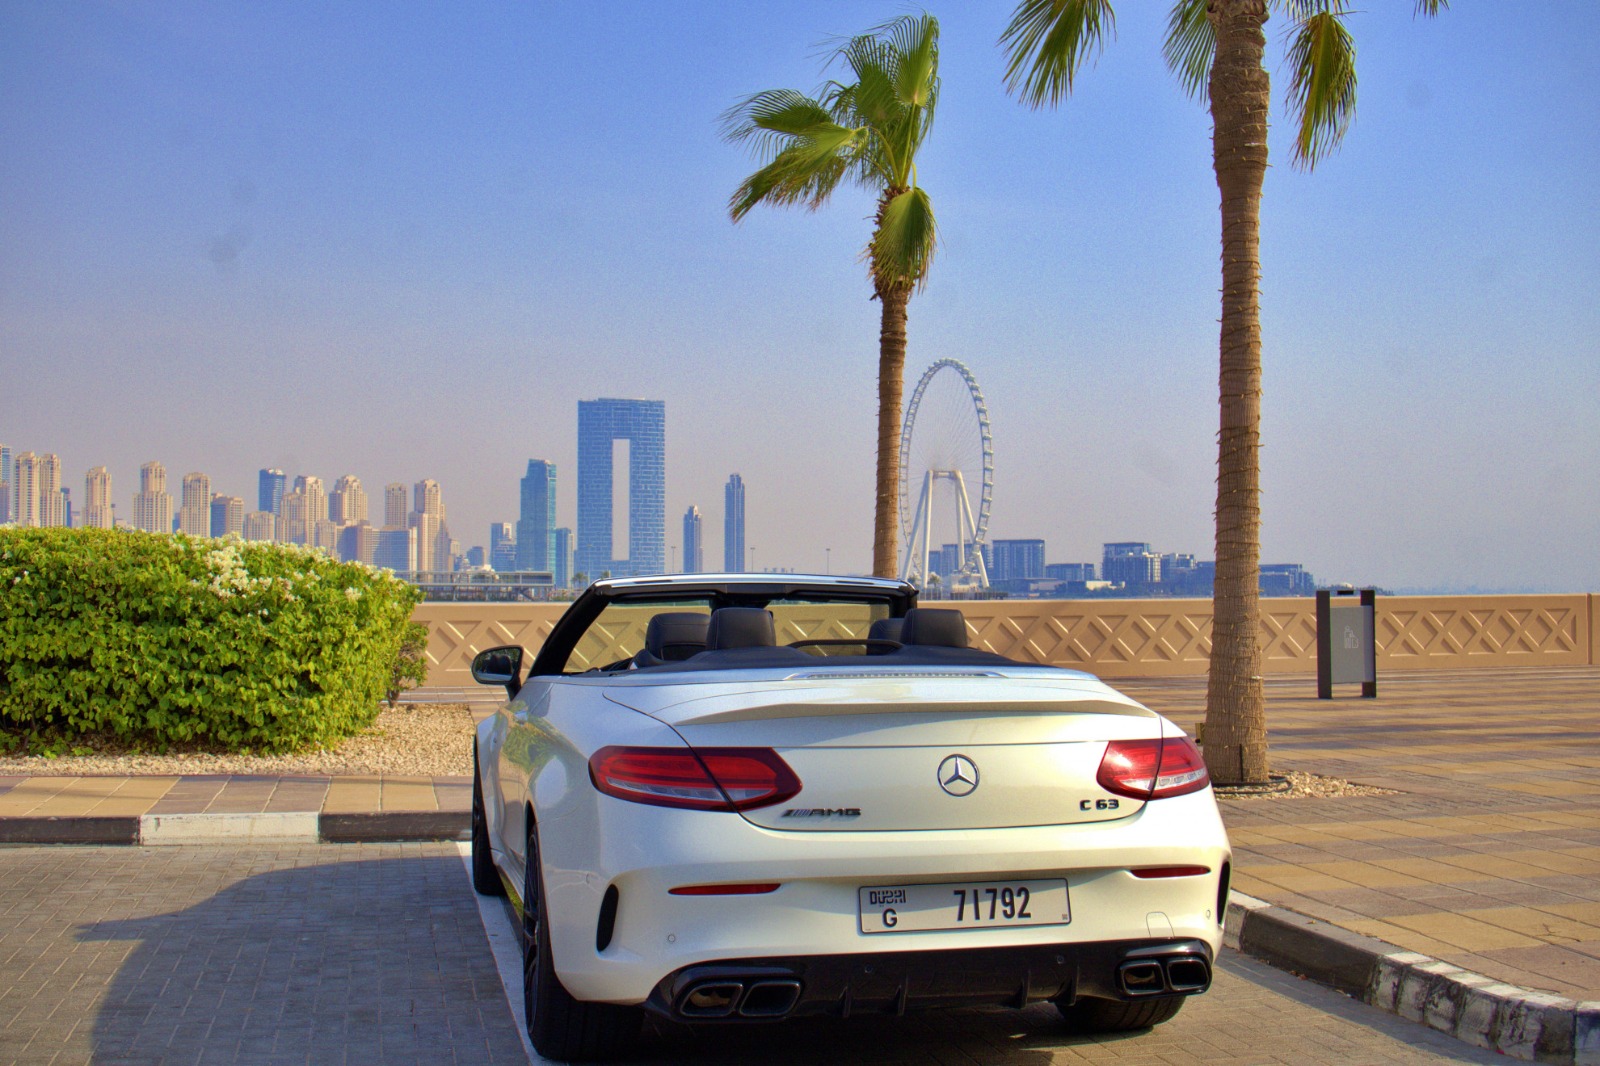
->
[[470, 574, 1230, 1061]]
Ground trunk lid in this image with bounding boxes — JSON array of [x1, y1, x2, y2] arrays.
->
[[603, 672, 1165, 831]]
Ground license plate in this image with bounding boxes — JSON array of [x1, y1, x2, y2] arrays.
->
[[858, 879, 1070, 934]]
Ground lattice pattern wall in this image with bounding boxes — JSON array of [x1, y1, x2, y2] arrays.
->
[[414, 594, 1597, 687]]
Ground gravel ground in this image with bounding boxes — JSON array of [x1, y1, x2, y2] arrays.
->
[[1217, 768, 1402, 801], [0, 703, 477, 778]]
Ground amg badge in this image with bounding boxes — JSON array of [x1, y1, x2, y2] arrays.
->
[[782, 808, 862, 819]]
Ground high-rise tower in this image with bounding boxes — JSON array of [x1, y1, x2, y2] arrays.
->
[[178, 472, 211, 536], [384, 484, 408, 528], [576, 399, 665, 578], [84, 467, 113, 529], [258, 468, 287, 515], [134, 461, 173, 533], [682, 505, 703, 574], [724, 474, 745, 573], [515, 460, 557, 571]]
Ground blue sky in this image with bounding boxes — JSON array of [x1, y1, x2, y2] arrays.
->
[[2, 2, 1596, 591]]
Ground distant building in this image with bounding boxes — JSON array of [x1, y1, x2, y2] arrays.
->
[[278, 490, 308, 544], [408, 479, 448, 572], [258, 468, 286, 515], [0, 443, 11, 523], [465, 546, 486, 568], [989, 539, 1046, 584], [374, 526, 417, 572], [489, 522, 516, 571], [11, 452, 64, 527], [330, 475, 367, 526], [178, 472, 211, 537], [515, 460, 557, 572], [210, 494, 244, 538], [576, 398, 665, 579], [1260, 563, 1316, 597], [383, 483, 408, 528], [84, 467, 114, 529], [724, 474, 745, 573], [133, 461, 173, 534], [311, 518, 340, 554], [682, 505, 703, 574], [1103, 542, 1161, 587], [242, 511, 277, 542], [59, 487, 71, 528], [337, 521, 379, 565], [554, 527, 573, 587], [293, 475, 328, 528], [1045, 562, 1095, 582]]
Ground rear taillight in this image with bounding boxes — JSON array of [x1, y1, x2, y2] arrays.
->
[[588, 746, 801, 811], [1096, 737, 1210, 800]]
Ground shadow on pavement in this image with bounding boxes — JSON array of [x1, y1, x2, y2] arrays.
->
[[78, 855, 526, 1065]]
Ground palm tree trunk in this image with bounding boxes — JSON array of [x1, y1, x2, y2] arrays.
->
[[1201, 0, 1271, 785], [873, 282, 910, 578]]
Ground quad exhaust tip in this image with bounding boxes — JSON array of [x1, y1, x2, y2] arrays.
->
[[1117, 953, 1211, 997], [679, 978, 803, 1019]]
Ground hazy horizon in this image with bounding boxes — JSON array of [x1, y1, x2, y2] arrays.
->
[[4, 3, 1596, 593]]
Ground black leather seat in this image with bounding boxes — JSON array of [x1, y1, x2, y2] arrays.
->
[[704, 607, 777, 650], [633, 612, 710, 667], [867, 616, 905, 654], [898, 608, 969, 648]]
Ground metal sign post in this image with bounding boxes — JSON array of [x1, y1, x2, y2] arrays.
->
[[1316, 588, 1377, 699]]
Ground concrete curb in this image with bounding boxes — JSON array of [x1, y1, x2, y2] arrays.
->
[[1227, 891, 1600, 1066], [0, 811, 469, 846]]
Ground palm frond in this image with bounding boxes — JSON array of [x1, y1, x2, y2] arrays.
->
[[875, 13, 940, 109], [1161, 0, 1213, 101], [1413, 0, 1448, 16], [728, 135, 856, 221], [869, 187, 938, 291], [720, 90, 836, 161], [999, 0, 1117, 109], [1284, 7, 1357, 170]]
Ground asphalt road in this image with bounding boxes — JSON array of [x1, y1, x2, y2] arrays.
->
[[0, 843, 1506, 1065]]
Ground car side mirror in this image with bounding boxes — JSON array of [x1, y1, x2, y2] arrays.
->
[[471, 646, 524, 698]]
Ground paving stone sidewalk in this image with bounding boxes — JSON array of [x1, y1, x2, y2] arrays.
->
[[2, 668, 1596, 1009]]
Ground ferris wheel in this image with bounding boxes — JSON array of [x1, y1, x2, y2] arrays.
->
[[898, 359, 993, 590]]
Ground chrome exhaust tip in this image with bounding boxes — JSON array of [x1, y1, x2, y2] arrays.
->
[[1117, 960, 1167, 996], [1165, 957, 1211, 993], [680, 981, 743, 1018]]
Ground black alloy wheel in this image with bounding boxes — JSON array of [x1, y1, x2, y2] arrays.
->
[[470, 750, 505, 897], [521, 823, 642, 1061]]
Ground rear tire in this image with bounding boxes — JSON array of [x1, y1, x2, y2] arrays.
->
[[1056, 995, 1185, 1033], [471, 750, 505, 897], [522, 824, 642, 1061]]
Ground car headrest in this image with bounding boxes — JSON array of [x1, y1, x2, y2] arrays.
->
[[705, 607, 777, 650], [644, 612, 710, 662], [899, 608, 969, 648], [867, 616, 904, 655]]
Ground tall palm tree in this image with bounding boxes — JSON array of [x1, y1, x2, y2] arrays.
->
[[724, 14, 941, 579], [1001, 0, 1447, 784]]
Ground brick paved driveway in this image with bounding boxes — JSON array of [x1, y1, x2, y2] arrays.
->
[[0, 844, 1508, 1065]]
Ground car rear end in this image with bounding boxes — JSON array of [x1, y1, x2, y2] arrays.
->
[[539, 667, 1231, 1022]]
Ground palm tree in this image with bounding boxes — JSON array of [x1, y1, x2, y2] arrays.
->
[[724, 14, 941, 579], [1001, 0, 1447, 784]]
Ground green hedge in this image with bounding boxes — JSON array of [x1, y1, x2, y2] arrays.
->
[[0, 527, 426, 754]]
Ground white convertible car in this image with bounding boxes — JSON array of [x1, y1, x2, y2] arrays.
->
[[471, 574, 1230, 1061]]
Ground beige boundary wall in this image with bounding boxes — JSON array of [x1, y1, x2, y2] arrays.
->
[[413, 593, 1597, 689]]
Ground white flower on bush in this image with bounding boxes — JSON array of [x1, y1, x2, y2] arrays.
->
[[344, 587, 363, 601]]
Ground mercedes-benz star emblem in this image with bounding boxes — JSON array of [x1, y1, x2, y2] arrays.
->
[[937, 754, 980, 797]]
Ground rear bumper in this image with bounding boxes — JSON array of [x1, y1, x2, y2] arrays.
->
[[646, 938, 1214, 1022]]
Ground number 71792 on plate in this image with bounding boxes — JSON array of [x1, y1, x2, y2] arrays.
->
[[858, 879, 1071, 934]]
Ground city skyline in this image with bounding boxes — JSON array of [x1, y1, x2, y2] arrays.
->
[[3, 5, 1596, 592]]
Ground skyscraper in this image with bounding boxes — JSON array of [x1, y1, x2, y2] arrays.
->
[[0, 444, 11, 524], [682, 505, 703, 574], [178, 472, 211, 537], [410, 478, 446, 572], [10, 453, 44, 527], [724, 474, 745, 573], [989, 539, 1046, 584], [489, 522, 516, 572], [384, 483, 408, 528], [84, 467, 113, 529], [258, 468, 287, 515], [330, 475, 367, 525], [295, 475, 328, 527], [374, 527, 417, 572], [554, 527, 573, 587], [133, 461, 173, 533], [242, 511, 278, 541], [515, 460, 556, 571], [576, 399, 665, 578], [278, 491, 308, 544], [211, 494, 244, 538]]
